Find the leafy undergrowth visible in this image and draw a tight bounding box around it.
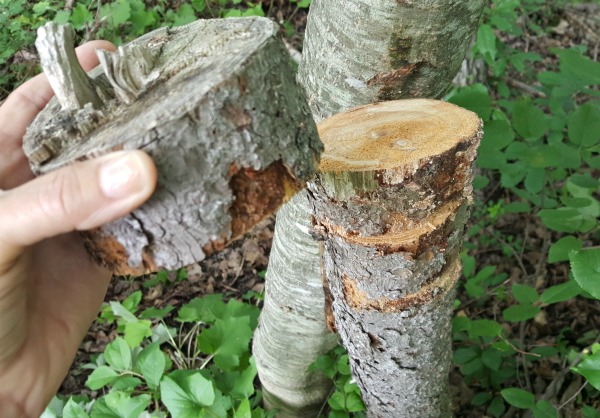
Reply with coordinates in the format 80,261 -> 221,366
2,0 -> 599,417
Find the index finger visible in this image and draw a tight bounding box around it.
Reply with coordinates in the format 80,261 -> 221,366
0,40 -> 116,189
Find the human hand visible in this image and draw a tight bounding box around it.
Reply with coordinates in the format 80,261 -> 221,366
0,41 -> 157,417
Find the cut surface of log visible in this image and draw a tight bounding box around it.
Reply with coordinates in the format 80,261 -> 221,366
23,18 -> 321,275
308,99 -> 482,417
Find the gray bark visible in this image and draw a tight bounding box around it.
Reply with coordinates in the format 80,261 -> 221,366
23,18 -> 322,275
254,1 -> 485,416
307,99 -> 482,416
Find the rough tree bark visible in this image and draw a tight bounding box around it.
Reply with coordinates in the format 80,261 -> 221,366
253,1 -> 486,416
308,99 -> 482,416
23,19 -> 321,275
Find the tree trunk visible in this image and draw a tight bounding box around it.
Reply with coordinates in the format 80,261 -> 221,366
253,1 -> 485,415
308,99 -> 482,417
23,19 -> 321,276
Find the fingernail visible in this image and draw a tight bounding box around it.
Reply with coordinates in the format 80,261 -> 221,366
99,152 -> 144,199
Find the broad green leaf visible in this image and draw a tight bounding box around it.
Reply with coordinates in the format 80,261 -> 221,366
539,208 -> 595,233
137,343 -> 166,389
570,249 -> 600,299
572,349 -> 600,390
501,388 -> 535,409
124,320 -> 152,348
583,405 -> 600,418
346,391 -> 366,412
541,280 -> 582,304
505,202 -> 530,213
337,355 -> 351,375
101,0 -> 131,27
234,398 -> 251,418
90,391 -> 150,418
215,357 -> 257,399
328,391 -> 345,411
104,338 -> 132,371
139,305 -> 175,320
109,301 -> 138,323
476,24 -> 497,62
111,376 -> 142,392
41,397 -> 65,418
63,399 -> 90,418
569,174 -> 599,189
448,84 -> 493,120
86,366 -> 119,390
161,371 -> 215,418
198,316 -> 253,370
532,400 -> 558,418
524,168 -> 545,194
482,347 -> 502,371
471,392 -> 492,406
454,347 -> 479,364
512,284 -> 538,304
469,319 -> 502,337
548,236 -> 583,263
488,396 -> 506,418
503,304 -> 540,322
71,3 -> 94,29
461,357 -> 484,375
568,103 -> 600,146
512,99 -> 547,141
555,48 -> 600,86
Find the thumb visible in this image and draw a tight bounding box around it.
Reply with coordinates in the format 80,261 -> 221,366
0,150 -> 156,257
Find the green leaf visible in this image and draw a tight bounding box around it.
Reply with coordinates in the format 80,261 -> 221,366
476,24 -> 497,62
572,349 -> 600,390
512,284 -> 538,304
136,343 -> 166,389
488,396 -> 506,418
337,355 -> 352,375
90,391 -> 150,418
328,392 -> 345,411
469,319 -> 502,337
568,103 -> 600,146
70,3 -> 93,29
346,391 -> 366,412
63,399 -> 90,418
197,316 -> 253,370
85,366 -> 119,390
502,304 -> 540,322
234,398 -> 251,418
139,305 -> 175,320
541,280 -> 582,304
110,301 -> 138,323
532,400 -> 558,418
539,208 -> 595,233
471,392 -> 492,406
555,48 -> 600,86
448,84 -> 493,120
161,371 -> 215,418
548,236 -> 583,263
461,357 -> 484,375
500,388 -> 535,409
524,168 -> 545,194
482,347 -> 502,371
101,0 -> 131,27
123,320 -> 152,348
583,405 -> 600,418
512,99 -> 547,141
454,347 -> 479,364
104,338 -> 132,371
570,249 -> 600,299
505,202 -> 530,213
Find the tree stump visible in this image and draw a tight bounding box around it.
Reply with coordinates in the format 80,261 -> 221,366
23,18 -> 322,275
307,99 -> 482,417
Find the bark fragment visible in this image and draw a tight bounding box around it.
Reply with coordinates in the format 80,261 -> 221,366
24,18 -> 321,275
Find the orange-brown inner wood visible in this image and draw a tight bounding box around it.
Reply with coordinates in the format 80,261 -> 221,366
318,99 -> 480,172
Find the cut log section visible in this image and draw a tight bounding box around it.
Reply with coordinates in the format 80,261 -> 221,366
23,19 -> 322,275
307,99 -> 482,417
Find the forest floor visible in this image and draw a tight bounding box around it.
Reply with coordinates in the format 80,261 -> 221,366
52,2 -> 600,417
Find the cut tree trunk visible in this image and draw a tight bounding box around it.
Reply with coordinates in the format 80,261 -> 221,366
23,19 -> 322,275
308,99 -> 482,417
253,1 -> 486,416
